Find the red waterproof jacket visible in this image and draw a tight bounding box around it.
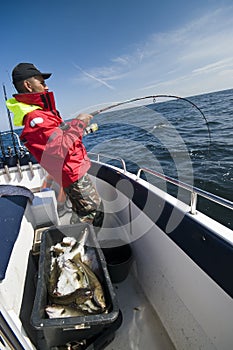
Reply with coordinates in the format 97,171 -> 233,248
6,91 -> 91,187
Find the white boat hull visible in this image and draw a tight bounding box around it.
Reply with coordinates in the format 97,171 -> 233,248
0,160 -> 232,350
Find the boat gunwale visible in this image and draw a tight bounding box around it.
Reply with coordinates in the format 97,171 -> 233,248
88,152 -> 233,214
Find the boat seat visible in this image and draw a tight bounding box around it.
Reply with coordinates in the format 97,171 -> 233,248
0,185 -> 34,281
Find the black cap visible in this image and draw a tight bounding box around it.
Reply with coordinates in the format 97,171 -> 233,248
12,63 -> 52,84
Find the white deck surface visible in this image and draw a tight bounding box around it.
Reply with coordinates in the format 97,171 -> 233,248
105,272 -> 175,350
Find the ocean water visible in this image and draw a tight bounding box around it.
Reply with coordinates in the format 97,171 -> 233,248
83,89 -> 233,228
2,89 -> 233,228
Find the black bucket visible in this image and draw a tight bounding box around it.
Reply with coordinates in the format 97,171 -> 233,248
100,240 -> 133,283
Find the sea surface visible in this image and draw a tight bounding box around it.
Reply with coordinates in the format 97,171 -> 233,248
2,88 -> 233,228
84,89 -> 233,229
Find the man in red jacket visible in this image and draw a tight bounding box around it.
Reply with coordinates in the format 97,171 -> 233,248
7,62 -> 103,227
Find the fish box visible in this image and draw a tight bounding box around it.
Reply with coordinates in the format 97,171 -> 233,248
31,223 -> 120,350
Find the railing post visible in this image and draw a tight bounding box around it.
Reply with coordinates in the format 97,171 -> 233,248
190,192 -> 197,214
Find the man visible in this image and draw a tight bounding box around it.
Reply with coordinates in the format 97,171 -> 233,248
6,62 -> 103,227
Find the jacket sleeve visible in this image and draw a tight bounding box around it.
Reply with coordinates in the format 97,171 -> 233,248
45,119 -> 87,159
21,111 -> 87,160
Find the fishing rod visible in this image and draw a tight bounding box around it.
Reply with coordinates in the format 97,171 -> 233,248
2,84 -> 18,156
90,94 -> 212,149
0,129 -> 6,160
2,83 -> 23,178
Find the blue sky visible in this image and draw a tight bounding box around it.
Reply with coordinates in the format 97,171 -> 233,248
0,0 -> 233,130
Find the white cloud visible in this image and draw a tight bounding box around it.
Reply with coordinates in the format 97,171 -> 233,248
71,5 -> 233,110
111,56 -> 130,65
72,63 -> 115,90
192,58 -> 233,75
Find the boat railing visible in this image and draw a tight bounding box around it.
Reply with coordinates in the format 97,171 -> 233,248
0,131 -> 26,157
137,167 -> 233,215
89,152 -> 233,216
88,152 -> 127,173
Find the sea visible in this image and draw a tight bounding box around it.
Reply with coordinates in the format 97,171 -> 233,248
2,88 -> 233,229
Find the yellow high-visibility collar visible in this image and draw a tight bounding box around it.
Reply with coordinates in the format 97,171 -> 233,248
6,98 -> 42,126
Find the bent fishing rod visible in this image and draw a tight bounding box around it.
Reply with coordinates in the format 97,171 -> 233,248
90,94 -> 212,149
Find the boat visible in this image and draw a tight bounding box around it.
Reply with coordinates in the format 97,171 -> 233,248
0,95 -> 232,350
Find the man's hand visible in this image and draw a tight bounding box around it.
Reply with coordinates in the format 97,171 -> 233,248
76,113 -> 93,126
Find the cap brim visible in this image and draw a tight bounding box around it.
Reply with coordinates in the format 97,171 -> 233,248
41,73 -> 52,80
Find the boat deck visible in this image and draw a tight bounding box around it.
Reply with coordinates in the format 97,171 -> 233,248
105,272 -> 175,350
3,178 -> 233,349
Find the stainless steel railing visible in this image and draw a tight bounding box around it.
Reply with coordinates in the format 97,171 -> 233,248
137,167 -> 233,214
88,152 -> 127,173
89,152 -> 233,216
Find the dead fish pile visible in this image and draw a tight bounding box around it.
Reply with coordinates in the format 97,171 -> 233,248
45,228 -> 106,319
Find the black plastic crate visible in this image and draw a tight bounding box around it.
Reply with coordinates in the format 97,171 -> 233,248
31,223 -> 119,349
50,310 -> 123,350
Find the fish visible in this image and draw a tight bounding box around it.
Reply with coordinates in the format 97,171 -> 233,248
82,246 -> 100,272
51,228 -> 89,261
55,259 -> 89,296
48,251 -> 92,305
50,236 -> 77,256
71,255 -> 106,310
61,236 -> 77,247
65,228 -> 90,261
49,288 -> 93,306
46,230 -> 106,316
78,299 -> 102,313
45,304 -> 87,319
48,257 -> 61,295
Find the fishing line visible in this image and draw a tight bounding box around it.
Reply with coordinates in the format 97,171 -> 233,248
90,94 -> 212,154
